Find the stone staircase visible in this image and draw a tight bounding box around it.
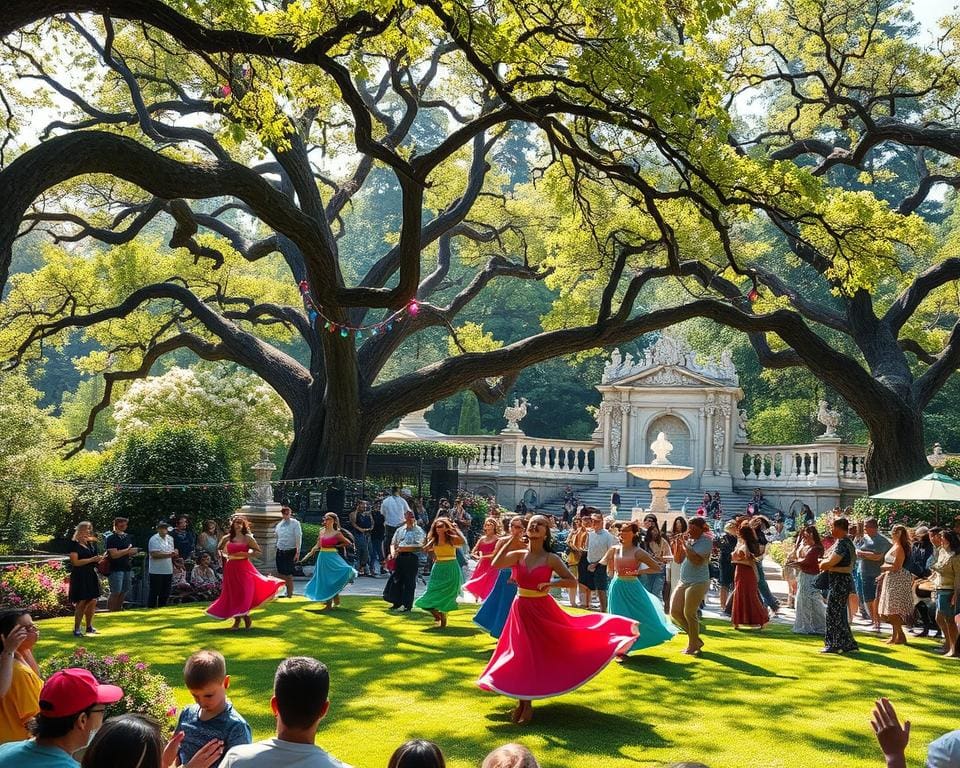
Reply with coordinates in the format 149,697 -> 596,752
536,485 -> 764,521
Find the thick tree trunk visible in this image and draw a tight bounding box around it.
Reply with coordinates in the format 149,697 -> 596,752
862,403 -> 930,495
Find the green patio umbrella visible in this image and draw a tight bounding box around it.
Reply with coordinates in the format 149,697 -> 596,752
870,472 -> 960,501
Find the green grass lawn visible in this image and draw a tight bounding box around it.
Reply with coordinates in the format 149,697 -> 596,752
33,598 -> 957,768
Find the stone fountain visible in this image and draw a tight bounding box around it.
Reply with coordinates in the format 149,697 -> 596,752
626,432 -> 694,519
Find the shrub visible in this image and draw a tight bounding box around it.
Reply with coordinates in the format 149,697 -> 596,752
41,647 -> 177,730
767,538 -> 795,567
97,426 -> 240,543
0,560 -> 72,618
853,497 -> 959,528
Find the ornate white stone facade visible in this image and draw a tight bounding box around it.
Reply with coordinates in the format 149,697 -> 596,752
596,334 -> 743,491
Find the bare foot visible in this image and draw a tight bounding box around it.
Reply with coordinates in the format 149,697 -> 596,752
230,619 -> 241,631
510,703 -> 523,723
439,614 -> 447,629
243,615 -> 252,630
516,702 -> 533,725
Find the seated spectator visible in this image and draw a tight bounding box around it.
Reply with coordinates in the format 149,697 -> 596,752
0,610 -> 42,744
481,744 -> 540,768
172,558 -> 195,598
0,668 -> 122,766
82,712 -> 223,768
175,651 -> 249,767
220,656 -> 349,768
191,553 -> 221,599
871,696 -> 959,768
387,739 -> 445,768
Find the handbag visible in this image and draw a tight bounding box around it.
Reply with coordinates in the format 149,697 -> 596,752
385,556 -> 397,572
813,571 -> 830,591
96,556 -> 111,576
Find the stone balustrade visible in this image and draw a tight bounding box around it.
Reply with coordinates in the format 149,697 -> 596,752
735,443 -> 868,489
447,435 -> 598,479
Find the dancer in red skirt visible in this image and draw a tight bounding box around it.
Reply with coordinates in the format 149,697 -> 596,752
731,521 -> 769,630
207,515 -> 284,629
477,514 -> 638,725
464,517 -> 502,601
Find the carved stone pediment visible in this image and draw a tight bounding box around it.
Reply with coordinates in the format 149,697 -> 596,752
601,333 -> 739,386
613,365 -> 724,388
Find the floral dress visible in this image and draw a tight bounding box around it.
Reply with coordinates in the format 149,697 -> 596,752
824,538 -> 859,653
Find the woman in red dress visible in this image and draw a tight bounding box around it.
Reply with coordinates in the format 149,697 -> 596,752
477,515 -> 638,725
731,521 -> 769,630
207,515 -> 284,629
464,517 -> 502,601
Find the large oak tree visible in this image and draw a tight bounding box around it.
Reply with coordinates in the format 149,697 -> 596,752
0,0 -> 957,492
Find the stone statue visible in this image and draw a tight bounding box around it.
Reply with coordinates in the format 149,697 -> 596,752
609,409 -> 622,468
816,400 -> 841,437
650,431 -> 674,465
713,425 -> 725,474
602,349 -> 623,383
736,408 -> 749,443
249,448 -> 277,505
503,397 -> 529,431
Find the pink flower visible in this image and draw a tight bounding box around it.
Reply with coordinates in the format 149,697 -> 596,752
117,654 -> 129,663
135,663 -> 146,671
3,565 -> 16,572
104,657 -> 115,666
166,706 -> 177,717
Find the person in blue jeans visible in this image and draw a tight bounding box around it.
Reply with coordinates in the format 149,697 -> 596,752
640,514 -> 669,600
751,517 -> 780,614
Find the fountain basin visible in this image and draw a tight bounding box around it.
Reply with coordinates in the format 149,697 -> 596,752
626,464 -> 694,482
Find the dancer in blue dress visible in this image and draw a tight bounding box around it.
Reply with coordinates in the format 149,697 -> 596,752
474,515 -> 526,638
300,513 -> 356,609
604,522 -> 678,658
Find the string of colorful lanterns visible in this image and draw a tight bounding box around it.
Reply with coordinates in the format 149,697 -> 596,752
297,280 -> 419,340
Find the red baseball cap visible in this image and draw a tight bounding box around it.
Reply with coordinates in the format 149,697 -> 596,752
39,668 -> 123,717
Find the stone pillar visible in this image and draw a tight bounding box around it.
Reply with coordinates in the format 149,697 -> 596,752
618,402 -> 630,471
703,407 -> 715,474
237,450 -> 284,574
602,403 -> 613,471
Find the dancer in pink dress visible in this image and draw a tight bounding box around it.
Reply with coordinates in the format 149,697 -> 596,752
207,515 -> 284,629
464,518 -> 502,601
477,515 -> 638,725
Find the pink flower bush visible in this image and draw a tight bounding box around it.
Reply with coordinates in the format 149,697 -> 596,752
0,560 -> 72,618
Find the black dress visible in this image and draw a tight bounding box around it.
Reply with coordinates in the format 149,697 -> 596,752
69,541 -> 101,602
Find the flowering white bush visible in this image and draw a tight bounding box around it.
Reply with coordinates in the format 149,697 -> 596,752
111,365 -> 291,465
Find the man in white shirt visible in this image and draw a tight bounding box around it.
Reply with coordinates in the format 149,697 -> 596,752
380,486 -> 411,552
220,657 -> 350,768
387,510 -> 426,612
584,509 -> 616,611
274,507 -> 302,598
147,521 -> 177,608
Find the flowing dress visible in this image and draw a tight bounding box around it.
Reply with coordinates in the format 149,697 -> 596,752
473,568 -> 517,638
206,542 -> 284,619
304,535 -> 357,602
477,561 -> 638,700
824,538 -> 859,653
607,549 -> 677,653
68,540 -> 101,602
792,545 -> 826,635
464,539 -> 499,600
877,549 -> 914,620
731,557 -> 769,627
414,543 -> 463,613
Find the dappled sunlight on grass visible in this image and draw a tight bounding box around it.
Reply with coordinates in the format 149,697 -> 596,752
33,597 -> 959,768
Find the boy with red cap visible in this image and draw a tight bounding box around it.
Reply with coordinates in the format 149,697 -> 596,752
0,668 -> 122,767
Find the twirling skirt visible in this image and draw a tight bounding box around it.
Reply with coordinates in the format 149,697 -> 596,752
206,558 -> 284,619
473,569 -> 517,638
878,570 -> 914,620
464,557 -> 500,600
793,571 -> 827,635
731,563 -> 769,627
607,576 -> 677,653
304,550 -> 357,603
414,559 -> 463,613
477,594 -> 638,700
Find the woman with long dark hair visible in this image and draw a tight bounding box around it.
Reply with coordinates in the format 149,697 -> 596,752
605,522 -> 677,659
68,521 -> 104,637
789,525 -> 826,635
819,517 -> 859,654
730,522 -> 768,629
931,529 -> 960,656
878,524 -> 915,645
414,517 -> 466,628
301,512 -> 357,610
477,515 -> 637,724
82,712 -> 223,768
666,516 -> 688,602
474,516 -> 527,638
387,739 -> 446,768
207,515 -> 284,629
640,514 -> 670,599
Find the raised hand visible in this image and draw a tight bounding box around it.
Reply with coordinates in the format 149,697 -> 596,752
870,697 -> 909,768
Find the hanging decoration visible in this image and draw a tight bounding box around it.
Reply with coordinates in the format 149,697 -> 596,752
296,280 -> 420,341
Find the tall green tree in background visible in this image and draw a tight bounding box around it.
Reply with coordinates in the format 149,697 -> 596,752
1,1 -> 960,492
456,391 -> 482,436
